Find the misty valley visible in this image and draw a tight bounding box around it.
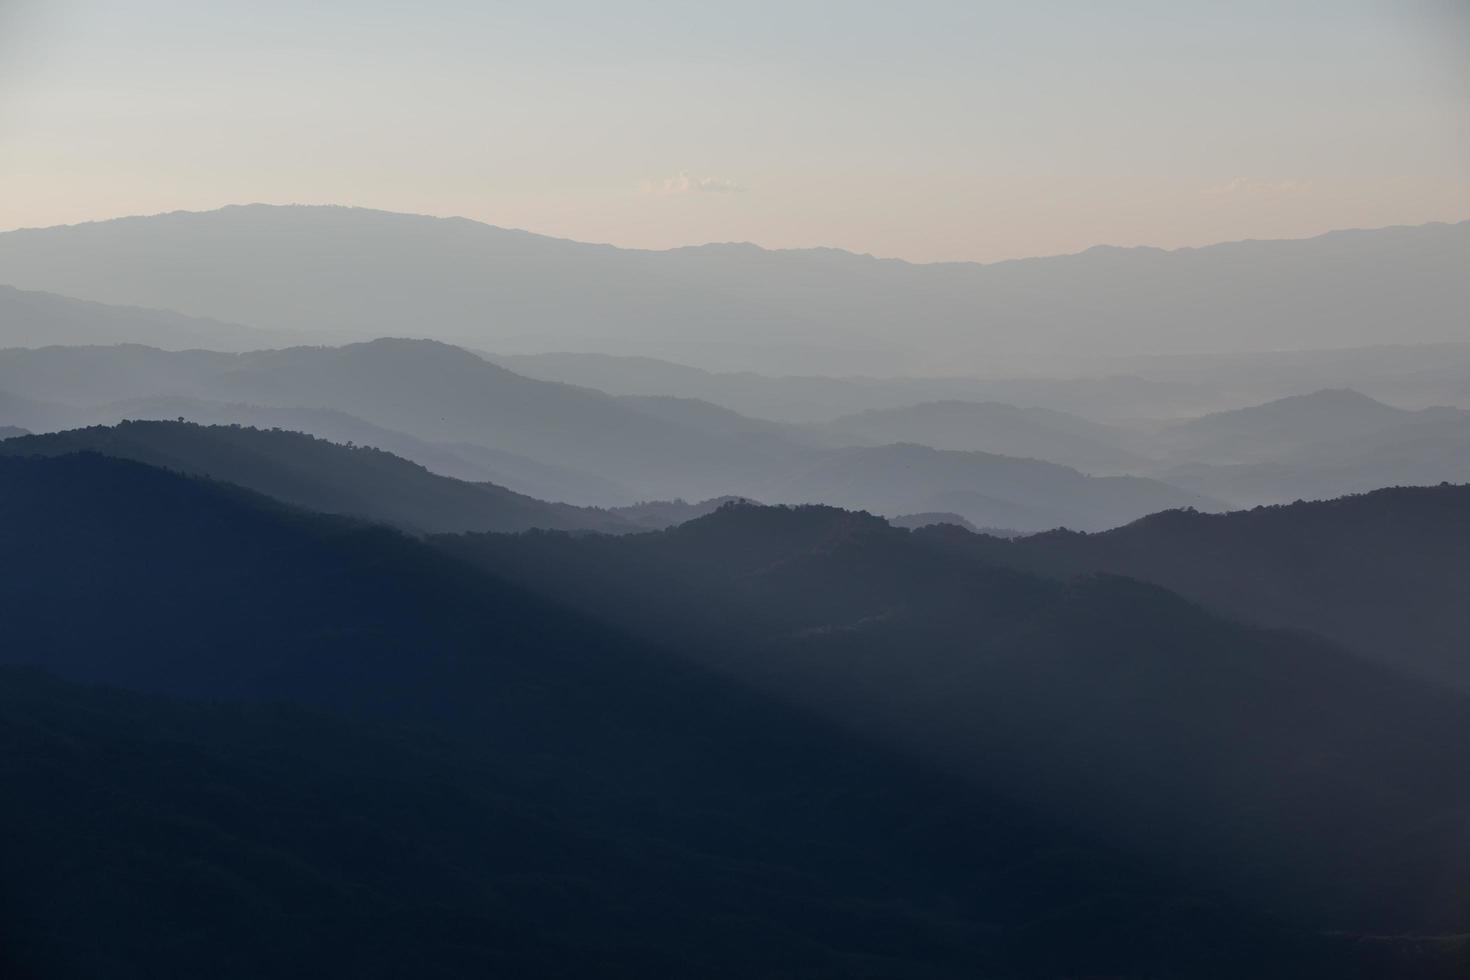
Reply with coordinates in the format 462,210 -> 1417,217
0,204 -> 1468,978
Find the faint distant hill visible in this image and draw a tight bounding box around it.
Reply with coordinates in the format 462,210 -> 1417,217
1100,342 -> 1470,414
1164,415 -> 1470,507
825,400 -> 1146,472
887,511 -> 1026,536
1151,389 -> 1470,504
0,389 -> 76,432
888,511 -> 979,532
0,283 -> 287,350
1163,388 -> 1468,463
960,484 -> 1470,691
191,339 -> 819,501
617,394 -> 827,444
0,421 -> 631,534
761,442 -> 1215,532
607,496 -> 754,531
1,205 -> 1464,372
495,350 -> 1221,422
0,425 -> 27,440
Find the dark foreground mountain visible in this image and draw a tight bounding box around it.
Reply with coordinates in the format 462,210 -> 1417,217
441,503 -> 1470,934
953,485 -> 1470,691
2,452 -> 1434,978
0,421 -> 631,534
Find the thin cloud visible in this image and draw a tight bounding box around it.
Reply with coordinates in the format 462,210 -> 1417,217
1204,177 -> 1314,197
641,171 -> 745,195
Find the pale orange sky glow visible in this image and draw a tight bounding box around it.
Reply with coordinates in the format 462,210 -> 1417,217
1,0 -> 1466,262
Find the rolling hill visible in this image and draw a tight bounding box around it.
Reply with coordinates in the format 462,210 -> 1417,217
1162,388 -> 1469,464
1162,411 -> 1470,507
0,339 -> 812,502
77,395 -> 633,504
0,341 -> 1213,527
949,484 -> 1470,692
761,442 -> 1216,531
0,421 -> 631,534
824,399 -> 1146,472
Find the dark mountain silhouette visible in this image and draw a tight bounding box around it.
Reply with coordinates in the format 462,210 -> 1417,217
762,442 -> 1216,531
440,502 -> 1470,934
0,421 -> 631,534
0,205 -> 1464,373
0,283 -> 286,351
955,484 -> 1470,691
1162,388 -> 1468,464
825,399 -> 1146,472
3,452 -> 1425,979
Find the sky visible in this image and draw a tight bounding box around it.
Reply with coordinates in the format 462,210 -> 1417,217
0,0 -> 1466,263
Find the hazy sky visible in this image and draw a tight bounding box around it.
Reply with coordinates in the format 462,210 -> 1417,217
1,0 -> 1466,262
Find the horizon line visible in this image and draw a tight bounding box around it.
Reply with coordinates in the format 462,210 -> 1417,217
4,202 -> 1466,270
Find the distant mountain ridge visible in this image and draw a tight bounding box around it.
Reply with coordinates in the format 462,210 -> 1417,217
0,340 -> 1212,529
0,282 -> 287,351
1164,388 -> 1468,463
0,205 -> 1464,372
825,399 -> 1145,472
1153,389 -> 1470,504
762,442 -> 1217,531
0,338 -> 813,503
